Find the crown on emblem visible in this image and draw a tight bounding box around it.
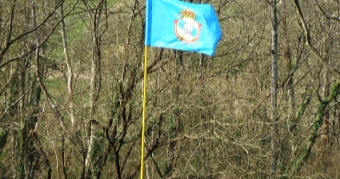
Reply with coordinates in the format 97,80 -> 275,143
180,9 -> 195,19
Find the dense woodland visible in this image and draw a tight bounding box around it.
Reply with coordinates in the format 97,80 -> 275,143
1,0 -> 340,178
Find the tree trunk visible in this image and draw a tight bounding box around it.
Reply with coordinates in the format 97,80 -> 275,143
320,37 -> 331,167
270,0 -> 279,178
60,1 -> 75,128
84,0 -> 106,178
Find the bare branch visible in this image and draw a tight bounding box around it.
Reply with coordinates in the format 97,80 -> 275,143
314,0 -> 340,21
292,0 -> 340,79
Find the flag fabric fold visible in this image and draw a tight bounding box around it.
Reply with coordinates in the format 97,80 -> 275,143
145,0 -> 222,56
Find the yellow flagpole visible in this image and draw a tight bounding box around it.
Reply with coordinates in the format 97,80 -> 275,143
140,46 -> 148,179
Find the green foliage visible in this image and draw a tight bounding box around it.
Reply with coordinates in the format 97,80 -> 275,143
286,82 -> 340,175
0,130 -> 7,152
166,115 -> 176,139
93,132 -> 104,159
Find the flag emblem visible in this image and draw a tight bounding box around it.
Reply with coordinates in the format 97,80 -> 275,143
174,9 -> 202,43
145,0 -> 222,56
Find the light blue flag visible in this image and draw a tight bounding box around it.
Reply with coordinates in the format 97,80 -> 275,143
145,0 -> 222,56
